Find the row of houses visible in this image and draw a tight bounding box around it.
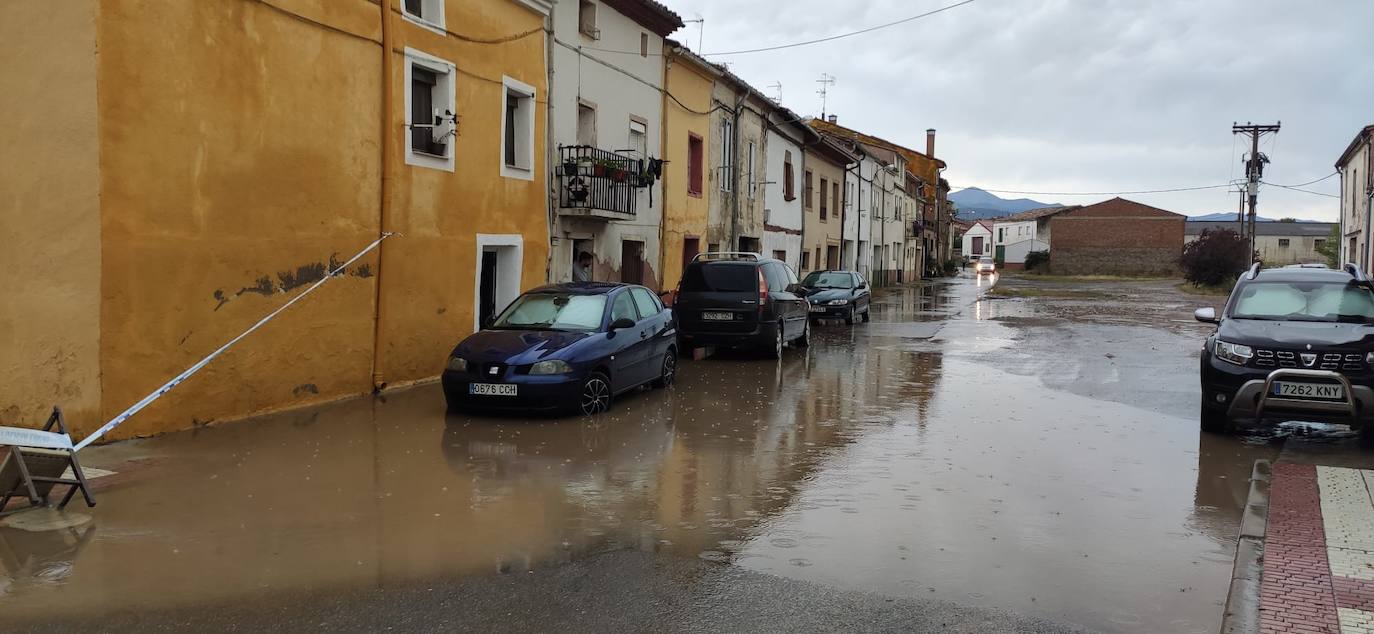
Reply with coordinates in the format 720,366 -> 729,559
1,0 -> 953,441
961,198 -> 1337,274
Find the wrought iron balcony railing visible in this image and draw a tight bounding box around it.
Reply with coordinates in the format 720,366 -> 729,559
557,145 -> 646,219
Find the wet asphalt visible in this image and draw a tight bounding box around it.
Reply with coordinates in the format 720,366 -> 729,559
7,273 -> 1374,632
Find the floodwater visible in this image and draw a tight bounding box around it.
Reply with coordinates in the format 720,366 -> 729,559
0,274 -> 1320,632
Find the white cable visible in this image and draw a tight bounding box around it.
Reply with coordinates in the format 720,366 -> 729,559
74,233 -> 395,451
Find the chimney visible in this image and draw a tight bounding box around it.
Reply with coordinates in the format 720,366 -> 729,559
926,129 -> 936,158
827,114 -> 838,124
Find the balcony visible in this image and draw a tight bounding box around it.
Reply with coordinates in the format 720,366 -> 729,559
557,145 -> 648,221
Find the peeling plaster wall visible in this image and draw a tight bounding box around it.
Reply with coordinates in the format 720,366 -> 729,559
95,0 -> 384,440
0,0 -> 103,432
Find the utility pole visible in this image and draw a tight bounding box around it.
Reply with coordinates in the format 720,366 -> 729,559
816,73 -> 836,119
1232,122 -> 1280,263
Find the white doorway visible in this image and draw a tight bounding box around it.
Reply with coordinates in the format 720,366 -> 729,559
474,234 -> 523,331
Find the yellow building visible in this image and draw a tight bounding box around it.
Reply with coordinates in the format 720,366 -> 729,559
659,42 -> 718,293
0,0 -> 551,441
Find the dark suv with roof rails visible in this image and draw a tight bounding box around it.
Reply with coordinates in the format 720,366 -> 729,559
673,252 -> 811,358
1195,263 -> 1374,442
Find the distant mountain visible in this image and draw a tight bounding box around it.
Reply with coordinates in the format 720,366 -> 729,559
949,187 -> 1061,220
1187,212 -> 1321,223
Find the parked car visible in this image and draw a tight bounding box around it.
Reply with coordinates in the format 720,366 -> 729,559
976,257 -> 996,274
1195,263 -> 1374,441
674,252 -> 810,358
800,270 -> 871,325
442,283 -> 677,416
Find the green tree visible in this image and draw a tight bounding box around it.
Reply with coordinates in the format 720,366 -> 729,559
1316,224 -> 1340,267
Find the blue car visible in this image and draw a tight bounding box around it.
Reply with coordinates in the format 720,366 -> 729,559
442,282 -> 678,416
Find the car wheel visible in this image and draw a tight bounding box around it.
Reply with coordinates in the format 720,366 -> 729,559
766,323 -> 783,359
1200,394 -> 1231,434
652,349 -> 677,389
844,310 -> 855,326
861,307 -> 871,323
796,320 -> 810,347
579,372 -> 613,416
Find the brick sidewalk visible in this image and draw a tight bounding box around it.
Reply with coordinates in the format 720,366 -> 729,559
1261,462 -> 1374,633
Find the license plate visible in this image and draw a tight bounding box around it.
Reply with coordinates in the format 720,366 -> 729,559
469,383 -> 518,396
702,311 -> 734,321
1273,382 -> 1344,400
809,306 -> 827,313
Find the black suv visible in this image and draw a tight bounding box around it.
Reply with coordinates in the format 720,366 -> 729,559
674,253 -> 811,358
1196,263 -> 1374,439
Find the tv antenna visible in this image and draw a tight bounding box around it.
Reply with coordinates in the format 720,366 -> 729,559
817,73 -> 836,118
767,82 -> 782,104
682,16 -> 704,53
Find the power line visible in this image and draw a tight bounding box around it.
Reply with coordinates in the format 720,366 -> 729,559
1262,182 -> 1341,198
1272,172 -> 1338,188
957,184 -> 1233,197
702,0 -> 978,56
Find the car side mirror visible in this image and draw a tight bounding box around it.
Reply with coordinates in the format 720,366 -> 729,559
858,282 -> 868,290
609,317 -> 636,331
1194,307 -> 1219,324
785,283 -> 802,294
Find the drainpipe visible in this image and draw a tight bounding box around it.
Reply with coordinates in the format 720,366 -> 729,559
728,91 -> 746,250
658,50 -> 671,289
842,158 -> 857,271
544,10 -> 556,284
370,0 -> 396,391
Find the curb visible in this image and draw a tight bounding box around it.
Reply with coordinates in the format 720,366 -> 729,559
1220,459 -> 1271,634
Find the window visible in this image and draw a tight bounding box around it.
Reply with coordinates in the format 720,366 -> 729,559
501,76 -> 535,180
630,288 -> 662,317
629,119 -> 647,158
819,177 -> 829,221
405,49 -> 456,172
579,0 -> 598,38
747,141 -> 757,198
801,251 -> 811,270
640,32 -> 649,57
1278,238 -> 1291,248
687,134 -> 704,196
610,292 -> 639,323
763,263 -> 787,292
803,170 -> 813,209
577,103 -> 596,146
1316,238 -> 1327,250
773,250 -> 787,262
402,0 -> 445,34
720,119 -> 733,192
784,151 -> 795,201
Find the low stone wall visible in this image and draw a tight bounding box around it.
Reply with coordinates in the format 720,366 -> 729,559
1051,247 -> 1180,276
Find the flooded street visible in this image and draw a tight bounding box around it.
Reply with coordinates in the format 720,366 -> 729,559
9,273 -> 1365,632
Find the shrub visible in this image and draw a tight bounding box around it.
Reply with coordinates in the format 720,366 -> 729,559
943,259 -> 960,276
1179,229 -> 1250,287
1024,250 -> 1050,272
1316,224 -> 1340,268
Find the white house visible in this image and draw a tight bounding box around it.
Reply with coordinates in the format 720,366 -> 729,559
1338,125 -> 1373,268
761,110 -> 815,271
839,143 -> 876,278
991,206 -> 1074,269
549,0 -> 682,289
962,221 -> 993,259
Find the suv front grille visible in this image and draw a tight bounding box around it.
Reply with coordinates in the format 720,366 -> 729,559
1253,349 -> 1365,372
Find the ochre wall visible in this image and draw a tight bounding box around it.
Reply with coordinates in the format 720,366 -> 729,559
373,0 -> 550,386
95,0 -> 385,440
659,53 -> 714,293
0,0 -> 104,431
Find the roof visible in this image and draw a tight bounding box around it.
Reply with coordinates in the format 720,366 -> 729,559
602,0 -> 684,37
808,119 -> 947,170
1336,125 -> 1374,169
1186,221 -> 1336,237
962,220 -> 993,234
531,282 -> 631,295
1058,197 -> 1186,219
807,134 -> 859,167
991,205 -> 1080,223
1252,267 -> 1359,284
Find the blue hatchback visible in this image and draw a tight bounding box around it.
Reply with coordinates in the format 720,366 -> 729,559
442,283 -> 677,416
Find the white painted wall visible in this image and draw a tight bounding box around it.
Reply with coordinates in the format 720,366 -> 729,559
762,127 -> 803,271
993,220 -> 1036,247
549,0 -> 666,286
1340,139 -> 1372,267
962,223 -> 992,258
1004,238 -> 1049,265
843,157 -> 877,277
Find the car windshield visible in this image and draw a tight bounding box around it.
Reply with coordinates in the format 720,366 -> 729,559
489,293 -> 606,331
802,272 -> 853,289
1231,281 -> 1374,323
681,263 -> 757,292
980,258 -> 993,264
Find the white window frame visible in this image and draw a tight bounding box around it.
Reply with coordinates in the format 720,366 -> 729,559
500,75 -> 536,181
401,0 -> 447,36
720,118 -> 733,192
473,234 -> 525,332
404,48 -> 456,173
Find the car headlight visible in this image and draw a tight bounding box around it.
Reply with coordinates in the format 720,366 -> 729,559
1214,340 -> 1253,366
1367,351 -> 1374,365
448,356 -> 467,372
827,299 -> 849,306
529,360 -> 573,375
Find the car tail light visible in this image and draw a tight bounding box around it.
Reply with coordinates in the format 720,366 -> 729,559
757,268 -> 769,315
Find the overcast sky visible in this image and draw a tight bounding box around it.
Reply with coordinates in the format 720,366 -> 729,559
663,0 -> 1374,220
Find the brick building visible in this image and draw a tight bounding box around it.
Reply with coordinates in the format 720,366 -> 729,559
1049,198 -> 1186,276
